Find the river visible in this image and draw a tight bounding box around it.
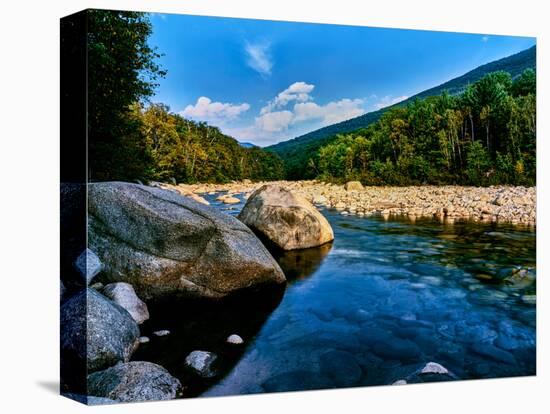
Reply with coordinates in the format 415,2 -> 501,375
133,191 -> 536,397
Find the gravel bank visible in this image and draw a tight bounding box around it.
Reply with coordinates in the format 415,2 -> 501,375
160,180 -> 536,226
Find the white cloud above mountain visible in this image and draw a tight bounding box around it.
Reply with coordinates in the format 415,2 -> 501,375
255,110 -> 294,132
293,98 -> 365,125
373,95 -> 408,110
254,82 -> 365,134
260,82 -> 315,114
180,97 -> 250,123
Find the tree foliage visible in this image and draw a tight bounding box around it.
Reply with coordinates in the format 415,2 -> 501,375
135,104 -> 284,183
317,70 -> 536,186
87,10 -> 283,183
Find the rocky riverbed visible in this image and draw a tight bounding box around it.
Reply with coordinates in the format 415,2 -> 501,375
159,180 -> 536,226
60,180 -> 536,404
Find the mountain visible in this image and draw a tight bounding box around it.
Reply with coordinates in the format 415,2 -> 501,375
267,45 -> 536,179
239,141 -> 258,148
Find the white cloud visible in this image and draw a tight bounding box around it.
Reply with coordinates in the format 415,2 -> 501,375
261,82 -> 315,114
180,97 -> 250,123
293,98 -> 365,125
373,95 -> 408,110
255,110 -> 294,133
245,41 -> 273,77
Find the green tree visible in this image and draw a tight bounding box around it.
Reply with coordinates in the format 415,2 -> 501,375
88,10 -> 166,181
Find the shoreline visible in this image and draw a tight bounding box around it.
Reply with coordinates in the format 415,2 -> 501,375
159,180 -> 536,226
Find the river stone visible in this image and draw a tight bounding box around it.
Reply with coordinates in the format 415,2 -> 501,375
319,350 -> 363,386
184,350 -> 218,378
345,181 -> 364,191
87,182 -> 285,300
73,248 -> 103,285
60,288 -> 140,373
87,361 -> 181,402
102,282 -> 149,324
223,196 -> 241,204
420,362 -> 449,375
227,334 -> 244,345
238,184 -> 334,250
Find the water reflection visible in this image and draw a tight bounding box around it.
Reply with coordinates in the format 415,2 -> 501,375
273,242 -> 333,282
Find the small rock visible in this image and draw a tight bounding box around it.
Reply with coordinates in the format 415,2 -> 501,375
420,362 -> 449,375
87,361 -> 181,402
153,330 -> 170,337
102,282 -> 149,324
226,334 -> 244,345
90,282 -> 104,290
392,379 -> 407,385
521,294 -> 536,305
184,350 -> 218,378
139,336 -> 150,344
223,196 -> 241,204
73,248 -> 103,285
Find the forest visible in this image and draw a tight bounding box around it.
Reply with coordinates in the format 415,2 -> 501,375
85,10 -> 535,187
87,10 -> 284,183
315,69 -> 536,186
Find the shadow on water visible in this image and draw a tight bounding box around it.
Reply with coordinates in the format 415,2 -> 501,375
133,285 -> 285,398
272,242 -> 333,283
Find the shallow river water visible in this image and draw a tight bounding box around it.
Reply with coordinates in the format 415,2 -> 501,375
133,193 -> 536,397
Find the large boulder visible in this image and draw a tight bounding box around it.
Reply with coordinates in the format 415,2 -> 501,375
87,361 -> 181,402
88,182 -> 285,301
238,185 -> 334,250
344,181 -> 363,191
102,282 -> 149,324
60,288 -> 140,373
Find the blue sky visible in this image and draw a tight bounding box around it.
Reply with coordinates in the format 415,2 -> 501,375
148,13 -> 535,147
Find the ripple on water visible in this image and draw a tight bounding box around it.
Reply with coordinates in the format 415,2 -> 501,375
145,193 -> 536,397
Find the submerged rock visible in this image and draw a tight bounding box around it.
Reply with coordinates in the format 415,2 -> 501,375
60,288 -> 139,373
238,184 -> 334,250
102,282 -> 149,324
319,350 -> 363,386
87,182 -> 285,301
184,350 -> 218,378
87,361 -> 181,402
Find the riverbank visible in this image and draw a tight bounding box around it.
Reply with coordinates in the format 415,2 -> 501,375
159,180 -> 536,226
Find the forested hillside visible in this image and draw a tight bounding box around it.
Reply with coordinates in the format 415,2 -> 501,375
85,10 -> 284,183
317,69 -> 536,186
268,46 -> 536,179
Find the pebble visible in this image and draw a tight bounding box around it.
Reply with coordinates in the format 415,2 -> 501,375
162,181 -> 535,226
139,336 -> 150,344
420,362 -> 449,375
153,330 -> 171,337
184,350 -> 218,378
226,334 -> 244,345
